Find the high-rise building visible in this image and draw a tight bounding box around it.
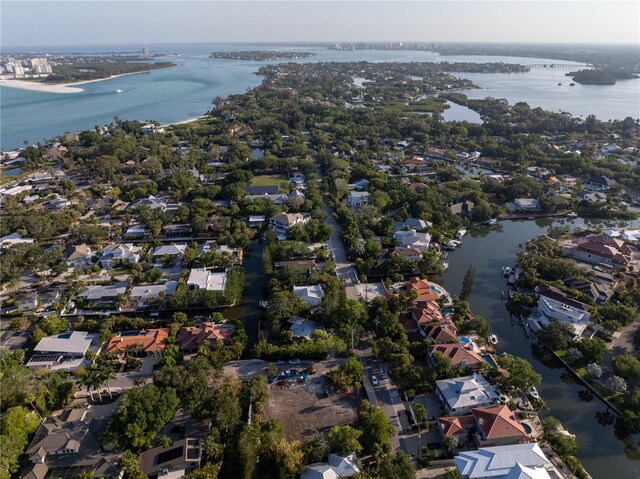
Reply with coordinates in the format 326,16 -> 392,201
142,47 -> 149,57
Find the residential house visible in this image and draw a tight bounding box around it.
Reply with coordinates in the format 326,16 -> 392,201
393,218 -> 432,231
450,200 -> 475,217
186,269 -> 227,291
439,405 -> 529,448
0,330 -> 30,351
27,331 -> 99,371
405,277 -> 447,302
76,282 -> 128,309
585,175 -> 616,191
99,243 -> 143,268
129,282 -> 178,309
246,193 -> 288,204
435,374 -> 499,416
382,247 -> 422,262
162,224 -> 192,239
65,244 -> 92,269
269,212 -> 310,236
139,438 -> 202,479
176,322 -> 236,353
563,277 -> 611,304
105,328 -> 169,356
348,179 -> 370,191
21,407 -> 121,479
301,453 -> 360,479
534,284 -> 591,336
122,225 -> 148,239
393,229 -> 431,251
564,233 -> 633,270
0,232 -> 35,248
130,195 -> 168,210
347,191 -> 369,208
152,244 -> 188,260
428,343 -> 485,370
411,301 -> 444,325
288,316 -> 319,340
454,443 -> 559,479
293,285 -> 325,308
580,191 -> 607,203
420,322 -> 458,343
513,198 -> 541,212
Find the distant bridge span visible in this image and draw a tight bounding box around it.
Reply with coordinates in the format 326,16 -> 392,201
524,63 -> 590,69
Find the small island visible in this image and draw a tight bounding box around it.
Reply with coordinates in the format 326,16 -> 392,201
566,68 -> 639,85
209,50 -> 317,61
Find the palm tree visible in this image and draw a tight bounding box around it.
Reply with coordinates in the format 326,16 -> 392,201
78,369 -> 96,401
24,392 -> 43,421
99,365 -> 117,399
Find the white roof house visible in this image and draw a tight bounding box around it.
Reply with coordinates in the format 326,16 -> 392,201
347,191 -> 369,208
33,331 -> 95,356
293,285 -> 325,307
152,244 -> 187,257
301,453 -> 359,479
436,374 -> 499,415
513,198 -> 540,211
454,443 -> 555,479
393,229 -> 431,251
288,316 -> 318,340
187,269 -> 227,291
0,232 -> 35,247
393,218 -> 432,231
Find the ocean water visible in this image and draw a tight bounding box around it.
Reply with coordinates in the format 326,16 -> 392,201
1,43 -> 639,149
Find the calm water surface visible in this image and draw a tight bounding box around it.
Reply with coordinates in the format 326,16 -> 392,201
443,218 -> 640,479
2,44 -> 639,149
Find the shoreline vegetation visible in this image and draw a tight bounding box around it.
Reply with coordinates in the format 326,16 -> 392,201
566,68 -> 640,86
209,50 -> 317,61
0,63 -> 178,94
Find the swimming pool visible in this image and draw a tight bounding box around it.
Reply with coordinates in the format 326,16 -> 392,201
460,336 -> 471,344
429,284 -> 443,295
481,354 -> 499,368
523,423 -> 533,434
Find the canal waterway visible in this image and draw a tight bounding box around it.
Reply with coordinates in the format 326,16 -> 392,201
442,218 -> 640,479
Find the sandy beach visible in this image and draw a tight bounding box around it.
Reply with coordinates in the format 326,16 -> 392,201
0,65 -> 177,94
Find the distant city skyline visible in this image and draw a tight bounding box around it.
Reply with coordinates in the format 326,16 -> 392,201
1,1 -> 638,48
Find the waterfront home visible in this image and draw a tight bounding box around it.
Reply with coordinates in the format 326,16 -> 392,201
347,191 -> 369,208
187,269 -> 227,291
393,229 -> 431,251
27,331 -> 99,371
454,443 -> 559,479
64,244 -> 92,269
420,322 -> 458,343
269,212 -> 310,237
435,374 -> 499,416
406,277 -> 448,303
293,284 -> 325,308
139,437 -> 203,479
585,175 -> 616,191
21,407 -> 121,479
534,284 -> 591,336
75,282 -> 128,309
99,243 -> 143,268
564,233 -> 633,270
176,322 -> 236,354
580,191 -> 607,203
380,246 -> 423,262
450,200 -> 475,217
411,301 -> 444,324
393,218 -> 432,231
563,277 -> 611,304
129,281 -> 178,309
428,343 -> 485,370
105,328 -> 169,356
438,404 -> 529,448
512,198 -> 541,212
141,124 -> 165,135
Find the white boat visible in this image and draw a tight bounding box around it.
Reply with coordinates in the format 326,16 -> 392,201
450,240 -> 462,246
528,386 -> 540,400
442,241 -> 457,250
488,334 -> 499,345
566,212 -> 578,218
259,300 -> 269,308
503,266 -> 512,277
116,89 -> 123,93
488,218 -> 498,225
455,229 -> 467,239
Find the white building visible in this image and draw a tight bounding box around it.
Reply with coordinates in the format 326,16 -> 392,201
293,285 -> 325,307
0,232 -> 35,248
435,374 -> 499,416
187,269 -> 227,291
513,198 -> 541,212
455,443 -> 558,479
534,284 -> 591,336
99,243 -> 143,268
347,191 -> 369,208
393,229 -> 431,251
27,331 -> 99,371
269,212 -> 310,236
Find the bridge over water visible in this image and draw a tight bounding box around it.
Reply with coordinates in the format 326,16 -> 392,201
524,63 -> 590,68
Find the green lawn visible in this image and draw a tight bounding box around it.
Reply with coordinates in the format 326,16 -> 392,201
250,174 -> 289,190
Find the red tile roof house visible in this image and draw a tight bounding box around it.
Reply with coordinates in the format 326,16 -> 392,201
176,322 -> 236,354
428,343 -> 485,371
564,233 -> 634,270
105,328 -> 169,357
438,405 -> 530,448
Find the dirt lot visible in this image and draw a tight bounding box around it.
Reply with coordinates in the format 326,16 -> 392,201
265,376 -> 358,441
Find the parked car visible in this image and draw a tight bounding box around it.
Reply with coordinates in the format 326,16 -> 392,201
371,375 -> 379,386
289,358 -> 301,364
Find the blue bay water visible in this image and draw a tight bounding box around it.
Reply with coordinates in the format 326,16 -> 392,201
2,43 -> 639,149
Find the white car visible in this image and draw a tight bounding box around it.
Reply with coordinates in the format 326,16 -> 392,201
289,358 -> 301,364
371,375 -> 379,386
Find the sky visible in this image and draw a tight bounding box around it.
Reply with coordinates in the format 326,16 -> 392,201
1,1 -> 639,48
